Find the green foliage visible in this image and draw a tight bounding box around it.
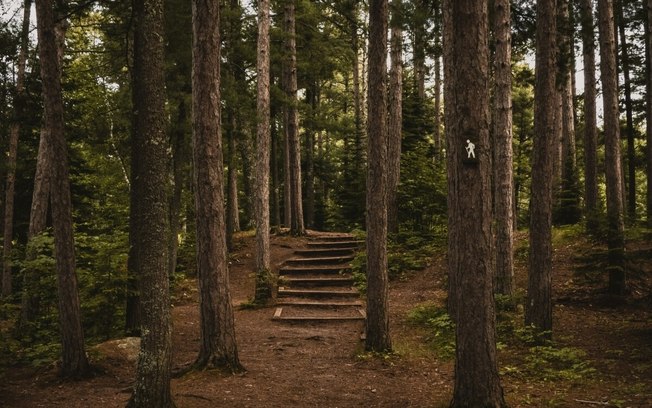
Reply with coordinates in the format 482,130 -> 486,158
523,345 -> 596,382
407,303 -> 455,359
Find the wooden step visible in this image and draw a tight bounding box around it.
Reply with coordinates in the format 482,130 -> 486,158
272,307 -> 366,322
293,248 -> 355,257
276,299 -> 363,307
279,265 -> 352,275
285,255 -> 355,265
308,235 -> 355,242
277,287 -> 359,298
306,240 -> 361,249
280,276 -> 354,287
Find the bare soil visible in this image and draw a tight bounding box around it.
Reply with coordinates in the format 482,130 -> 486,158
1,229 -> 651,407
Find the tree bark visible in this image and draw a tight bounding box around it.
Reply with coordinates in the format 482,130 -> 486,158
413,0 -> 427,101
387,0 -> 403,236
597,0 -> 626,295
616,0 -> 636,221
254,0 -> 273,303
433,3 -> 442,162
35,0 -> 90,379
169,99 -> 188,277
365,0 -> 391,353
226,110 -> 241,250
443,1 -> 506,405
3,0 -> 31,299
491,0 -> 514,296
580,0 -> 600,235
556,0 -> 581,226
304,83 -> 317,229
647,0 -> 652,227
284,0 -> 304,236
190,0 -> 243,372
128,0 -> 174,403
526,0 -> 557,339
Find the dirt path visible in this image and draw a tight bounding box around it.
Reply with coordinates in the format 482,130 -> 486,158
1,230 -> 651,407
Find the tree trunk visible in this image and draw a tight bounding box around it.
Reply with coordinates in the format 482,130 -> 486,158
226,110 -> 241,250
190,0 -> 243,372
646,0 -> 652,227
3,0 -> 31,299
616,0 -> 636,221
443,1 -> 506,405
284,0 -> 304,236
580,0 -> 600,235
365,0 -> 391,353
35,0 -> 90,379
254,0 -> 273,304
128,0 -> 174,403
19,129 -> 51,329
491,0 -> 514,296
526,0 -> 557,340
304,83 -> 317,229
413,0 -> 426,101
271,101 -> 282,229
556,0 -> 581,225
597,0 -> 626,295
169,99 -> 188,277
387,0 -> 403,236
433,3 -> 442,162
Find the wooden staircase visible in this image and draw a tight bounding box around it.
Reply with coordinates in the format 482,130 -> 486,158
272,234 -> 365,322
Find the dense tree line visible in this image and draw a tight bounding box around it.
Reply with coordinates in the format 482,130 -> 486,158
1,0 -> 652,404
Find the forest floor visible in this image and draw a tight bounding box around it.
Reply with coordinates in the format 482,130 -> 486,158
1,228 -> 651,407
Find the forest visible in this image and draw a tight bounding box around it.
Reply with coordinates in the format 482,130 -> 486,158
0,0 -> 651,406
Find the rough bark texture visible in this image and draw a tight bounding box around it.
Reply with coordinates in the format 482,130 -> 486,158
580,0 -> 600,234
284,0 -> 304,236
226,113 -> 241,246
169,100 -> 187,277
191,0 -> 243,372
19,129 -> 51,328
491,0 -> 514,296
254,0 -> 273,303
304,85 -> 316,229
647,0 -> 652,227
413,0 -> 427,101
3,0 -> 31,299
35,0 -> 90,379
387,0 -> 403,236
526,0 -> 557,339
556,0 -> 581,226
128,0 -> 174,404
433,3 -> 442,161
443,1 -> 506,406
365,0 -> 391,353
616,0 -> 636,220
597,0 -> 626,295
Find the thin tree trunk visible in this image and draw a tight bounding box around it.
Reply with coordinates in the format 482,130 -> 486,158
557,0 -> 581,225
284,0 -> 304,236
226,110 -> 241,250
19,128 -> 51,328
433,1 -> 442,162
616,0 -> 637,220
387,0 -> 403,236
492,0 -> 514,296
35,0 -> 90,378
271,101 -> 282,230
526,0 -> 557,340
444,0 -> 506,405
365,0 -> 391,353
128,0 -> 174,403
597,0 -> 626,295
3,0 -> 31,299
580,0 -> 600,234
190,0 -> 243,372
413,0 -> 426,101
254,0 -> 273,303
646,0 -> 652,227
169,100 -> 187,277
304,83 -> 316,229
283,104 -> 291,227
